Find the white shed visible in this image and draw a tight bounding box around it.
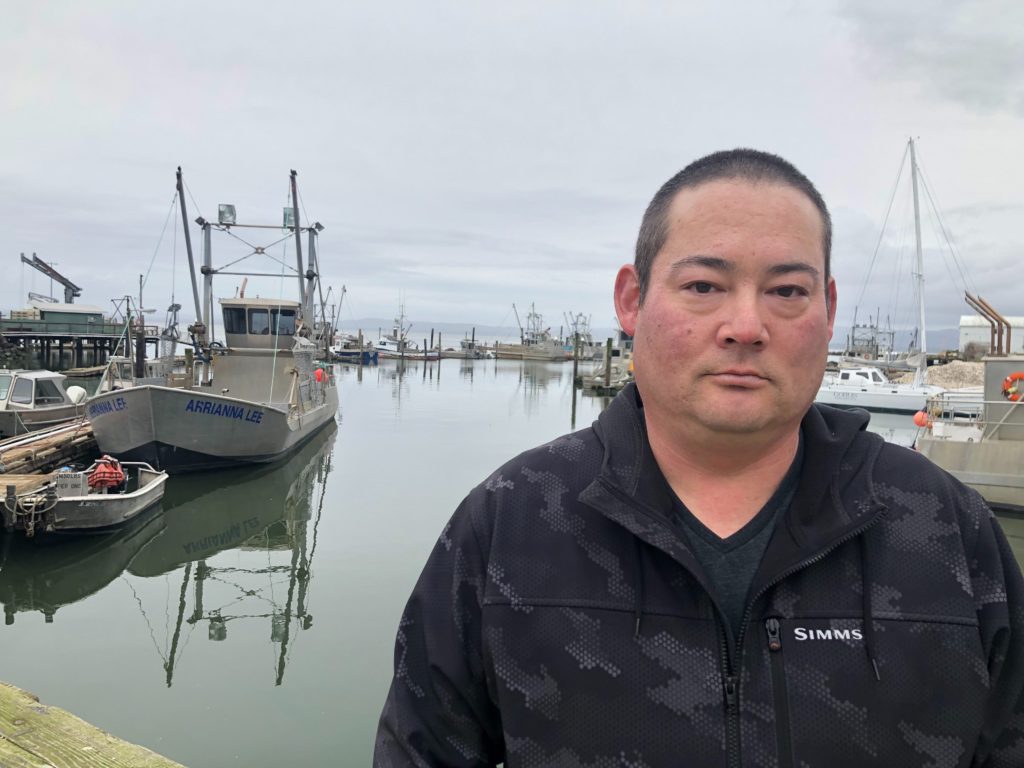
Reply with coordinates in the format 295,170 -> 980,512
959,314 -> 1024,354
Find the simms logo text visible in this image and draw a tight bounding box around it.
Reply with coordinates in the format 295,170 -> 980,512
793,628 -> 863,641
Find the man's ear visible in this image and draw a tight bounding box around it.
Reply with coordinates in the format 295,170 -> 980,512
614,264 -> 641,336
826,276 -> 838,339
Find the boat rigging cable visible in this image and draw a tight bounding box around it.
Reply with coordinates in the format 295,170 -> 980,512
851,139 -> 978,343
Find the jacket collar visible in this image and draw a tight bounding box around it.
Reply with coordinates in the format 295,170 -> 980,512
578,383 -> 888,575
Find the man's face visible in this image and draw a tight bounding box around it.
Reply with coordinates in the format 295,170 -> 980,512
614,178 -> 837,439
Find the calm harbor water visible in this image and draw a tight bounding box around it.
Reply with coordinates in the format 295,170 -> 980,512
1,358 -> 1021,766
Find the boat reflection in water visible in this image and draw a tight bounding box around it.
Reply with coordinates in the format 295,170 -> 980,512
128,420 -> 337,686
0,505 -> 166,625
0,421 -> 337,689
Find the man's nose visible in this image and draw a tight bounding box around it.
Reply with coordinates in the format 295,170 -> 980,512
717,294 -> 768,346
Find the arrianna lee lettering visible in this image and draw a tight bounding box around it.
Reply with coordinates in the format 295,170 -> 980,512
184,399 -> 263,423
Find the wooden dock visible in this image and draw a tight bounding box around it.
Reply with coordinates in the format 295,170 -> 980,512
0,681 -> 185,767
0,420 -> 97,475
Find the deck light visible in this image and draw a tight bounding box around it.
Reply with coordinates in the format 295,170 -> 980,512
282,207 -> 296,228
218,204 -> 236,225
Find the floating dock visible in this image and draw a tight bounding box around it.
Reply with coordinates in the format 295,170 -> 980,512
0,681 -> 185,767
0,419 -> 97,475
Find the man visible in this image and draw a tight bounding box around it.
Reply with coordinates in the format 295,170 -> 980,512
375,150 -> 1024,767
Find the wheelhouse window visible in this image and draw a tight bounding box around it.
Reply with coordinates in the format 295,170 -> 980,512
11,378 -> 33,405
34,379 -> 64,405
272,308 -> 296,335
223,307 -> 247,334
248,308 -> 271,335
0,374 -> 11,401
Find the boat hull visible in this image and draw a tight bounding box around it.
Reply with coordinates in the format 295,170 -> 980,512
375,350 -> 440,361
51,467 -> 168,533
917,435 -> 1024,512
87,385 -> 339,473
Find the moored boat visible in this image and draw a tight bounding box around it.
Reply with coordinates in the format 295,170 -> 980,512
917,353 -> 1024,513
1,457 -> 167,536
86,169 -> 338,473
495,303 -> 566,361
0,369 -> 88,438
374,304 -> 440,360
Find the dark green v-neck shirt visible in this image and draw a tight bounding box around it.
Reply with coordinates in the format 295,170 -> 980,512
670,439 -> 803,641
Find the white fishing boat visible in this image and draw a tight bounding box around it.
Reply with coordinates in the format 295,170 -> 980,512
0,369 -> 88,438
1,457 -> 167,536
495,303 -> 566,361
374,304 -> 440,361
86,169 -> 339,473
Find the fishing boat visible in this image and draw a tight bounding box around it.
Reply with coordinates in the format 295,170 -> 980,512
816,138 -> 974,415
86,169 -> 339,473
0,369 -> 88,438
330,333 -> 378,364
1,457 -> 167,536
495,303 -> 566,361
374,304 -> 440,361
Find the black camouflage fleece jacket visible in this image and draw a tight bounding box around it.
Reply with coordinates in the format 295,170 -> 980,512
375,384 -> 1024,767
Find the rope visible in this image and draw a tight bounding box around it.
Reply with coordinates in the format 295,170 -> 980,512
916,158 -> 977,296
139,193 -> 178,298
854,142 -> 910,312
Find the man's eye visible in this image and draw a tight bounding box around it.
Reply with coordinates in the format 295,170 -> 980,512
773,285 -> 808,298
687,282 -> 716,294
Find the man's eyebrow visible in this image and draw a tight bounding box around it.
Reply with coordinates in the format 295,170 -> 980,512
667,256 -> 821,281
766,261 -> 821,280
667,255 -> 732,273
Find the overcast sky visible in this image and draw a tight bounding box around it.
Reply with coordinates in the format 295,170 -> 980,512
3,0 -> 1022,340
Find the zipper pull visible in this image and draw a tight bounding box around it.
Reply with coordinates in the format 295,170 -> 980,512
723,675 -> 738,712
766,618 -> 782,652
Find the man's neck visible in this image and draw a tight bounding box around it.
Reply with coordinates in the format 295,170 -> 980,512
646,417 -> 801,539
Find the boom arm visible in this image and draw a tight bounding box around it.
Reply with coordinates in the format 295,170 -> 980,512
20,252 -> 82,303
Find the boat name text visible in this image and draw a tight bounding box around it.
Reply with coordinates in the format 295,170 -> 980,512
185,399 -> 264,423
87,397 -> 127,418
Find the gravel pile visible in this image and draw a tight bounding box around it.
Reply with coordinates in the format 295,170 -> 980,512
892,360 -> 984,389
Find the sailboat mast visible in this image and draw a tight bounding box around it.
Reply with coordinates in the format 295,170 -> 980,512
909,138 -> 927,381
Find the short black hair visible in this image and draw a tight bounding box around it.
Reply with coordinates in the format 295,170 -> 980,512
634,148 -> 832,302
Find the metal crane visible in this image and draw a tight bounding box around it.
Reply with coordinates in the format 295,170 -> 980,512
20,252 -> 82,304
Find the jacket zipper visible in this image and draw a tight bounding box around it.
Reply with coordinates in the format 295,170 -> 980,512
720,623 -> 741,768
596,478 -> 885,768
765,617 -> 794,768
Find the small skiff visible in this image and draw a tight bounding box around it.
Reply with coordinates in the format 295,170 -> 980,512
2,458 -> 168,536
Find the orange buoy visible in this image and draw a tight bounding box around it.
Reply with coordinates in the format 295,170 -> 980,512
1002,371 -> 1024,402
913,411 -> 929,428
315,367 -> 325,383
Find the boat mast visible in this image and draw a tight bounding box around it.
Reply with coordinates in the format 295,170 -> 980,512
290,170 -> 307,319
175,167 -> 207,347
909,138 -> 927,386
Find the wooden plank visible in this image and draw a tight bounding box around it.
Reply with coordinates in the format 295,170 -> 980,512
0,683 -> 184,768
0,474 -> 54,495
